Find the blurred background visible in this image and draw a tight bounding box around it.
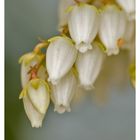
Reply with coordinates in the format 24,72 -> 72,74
5,0 -> 135,140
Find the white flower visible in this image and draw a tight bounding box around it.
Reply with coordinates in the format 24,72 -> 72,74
51,71 -> 77,114
116,0 -> 135,20
19,79 -> 50,128
27,79 -> 50,114
46,36 -> 77,85
23,96 -> 44,128
75,42 -> 104,90
68,3 -> 99,53
19,52 -> 46,87
99,5 -> 127,56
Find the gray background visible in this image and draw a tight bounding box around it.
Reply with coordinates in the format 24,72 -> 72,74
5,0 -> 135,140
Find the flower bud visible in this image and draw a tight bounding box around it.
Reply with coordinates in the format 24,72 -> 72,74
51,72 -> 77,114
19,79 -> 50,127
99,5 -> 127,56
23,96 -> 44,128
68,3 -> 99,53
75,42 -> 104,90
116,0 -> 135,20
46,36 -> 77,85
27,79 -> 50,114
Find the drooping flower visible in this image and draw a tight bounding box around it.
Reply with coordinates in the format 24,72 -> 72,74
51,71 -> 77,114
75,42 -> 105,90
46,36 -> 77,85
19,79 -> 50,127
116,0 -> 135,20
27,79 -> 50,114
68,3 -> 99,53
99,5 -> 127,56
23,96 -> 45,128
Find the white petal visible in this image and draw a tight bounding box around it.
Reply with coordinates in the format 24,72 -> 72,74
116,0 -> 135,20
51,72 -> 77,114
68,4 -> 99,52
99,5 -> 127,56
28,83 -> 50,114
23,96 -> 44,128
76,43 -> 104,90
46,37 -> 77,85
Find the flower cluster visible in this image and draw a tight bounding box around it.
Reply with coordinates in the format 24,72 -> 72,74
19,0 -> 135,128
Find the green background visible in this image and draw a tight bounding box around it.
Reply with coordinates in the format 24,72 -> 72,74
5,0 -> 135,140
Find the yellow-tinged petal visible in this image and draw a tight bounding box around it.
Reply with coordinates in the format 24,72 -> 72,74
29,79 -> 50,93
101,4 -> 122,12
66,3 -> 99,14
19,78 -> 50,99
71,65 -> 79,78
19,53 -> 35,64
19,52 -> 42,66
65,5 -> 74,13
19,87 -> 27,99
48,36 -> 62,43
94,41 -> 106,52
48,36 -> 74,46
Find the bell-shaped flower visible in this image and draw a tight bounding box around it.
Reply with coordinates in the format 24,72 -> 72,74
23,96 -> 45,128
99,5 -> 127,56
75,42 -> 105,90
51,71 -> 77,114
19,52 -> 46,87
68,3 -> 99,53
46,36 -> 77,85
19,79 -> 50,127
116,0 -> 135,20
